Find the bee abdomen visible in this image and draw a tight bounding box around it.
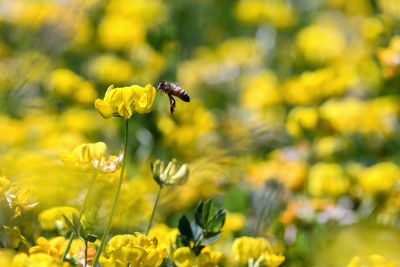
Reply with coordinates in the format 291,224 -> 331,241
178,89 -> 190,102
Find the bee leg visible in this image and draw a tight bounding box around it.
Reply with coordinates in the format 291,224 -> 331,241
168,94 -> 176,114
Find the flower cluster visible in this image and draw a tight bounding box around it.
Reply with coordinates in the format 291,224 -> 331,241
99,233 -> 167,266
0,0 -> 400,266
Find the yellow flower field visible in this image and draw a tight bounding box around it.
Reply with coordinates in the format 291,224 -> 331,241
0,0 -> 399,266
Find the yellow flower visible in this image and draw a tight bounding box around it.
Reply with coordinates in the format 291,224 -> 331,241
100,233 -> 167,267
0,176 -> 11,200
240,70 -> 280,111
132,84 -> 157,114
378,36 -> 400,79
232,236 -> 285,267
223,212 -> 245,233
38,206 -> 80,231
286,106 -> 319,137
60,142 -> 108,171
173,247 -> 222,267
29,236 -> 83,260
235,0 -> 297,28
296,22 -> 347,65
173,247 -> 196,267
197,247 -> 222,267
151,159 -> 190,186
98,15 -> 145,50
308,163 -> 349,198
5,184 -> 38,218
148,224 -> 179,254
347,255 -> 397,267
3,226 -> 29,249
95,84 -> 156,119
12,252 -> 69,267
89,54 -> 134,85
45,68 -> 97,104
358,162 -> 400,194
0,250 -> 13,266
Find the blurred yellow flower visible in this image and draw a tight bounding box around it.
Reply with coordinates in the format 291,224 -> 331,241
235,0 -> 297,28
358,162 -> 400,194
378,36 -> 400,79
89,54 -> 134,85
156,100 -> 216,159
95,84 -> 156,119
100,233 -> 167,267
347,255 -> 397,267
308,163 -> 349,198
45,68 -> 97,104
378,0 -> 400,20
286,107 -> 319,138
313,136 -> 349,159
38,206 -> 80,231
106,0 -> 167,27
283,66 -> 354,105
224,212 -> 245,233
326,0 -> 373,16
178,38 -> 263,91
0,176 -> 11,200
98,15 -> 145,50
60,142 -> 107,170
240,70 -> 281,111
12,252 -> 69,267
296,22 -> 347,65
0,250 -> 14,266
3,225 -> 29,249
232,236 -> 285,267
246,160 -> 307,190
29,236 -> 83,259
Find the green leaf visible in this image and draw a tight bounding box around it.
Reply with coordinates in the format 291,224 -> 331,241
202,199 -> 216,228
178,215 -> 193,241
202,233 -> 220,245
208,209 -> 226,233
193,245 -> 205,256
159,258 -> 176,267
62,215 -> 77,235
79,225 -> 88,239
176,235 -> 189,248
72,213 -> 81,232
86,234 -> 97,243
190,221 -> 203,242
194,201 -> 204,227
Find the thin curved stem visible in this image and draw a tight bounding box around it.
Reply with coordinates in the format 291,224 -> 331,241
92,119 -> 129,267
62,170 -> 98,261
145,185 -> 162,235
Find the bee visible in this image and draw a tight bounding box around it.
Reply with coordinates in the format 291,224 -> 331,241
157,81 -> 190,114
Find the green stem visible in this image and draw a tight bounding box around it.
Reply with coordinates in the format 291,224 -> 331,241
92,119 -> 129,267
145,185 -> 163,235
84,240 -> 88,267
61,170 -> 98,261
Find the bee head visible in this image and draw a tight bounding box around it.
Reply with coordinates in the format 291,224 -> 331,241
157,81 -> 166,91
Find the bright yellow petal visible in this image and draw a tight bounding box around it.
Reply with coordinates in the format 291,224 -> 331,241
95,99 -> 115,118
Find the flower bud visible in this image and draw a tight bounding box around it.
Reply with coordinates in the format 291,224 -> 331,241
151,159 -> 189,186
